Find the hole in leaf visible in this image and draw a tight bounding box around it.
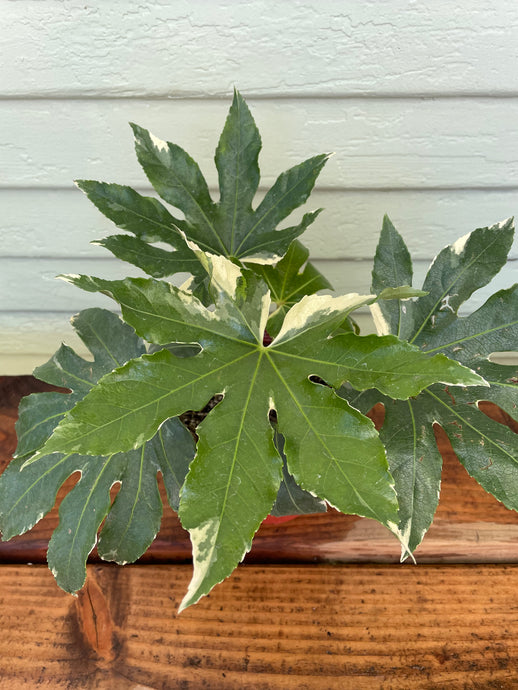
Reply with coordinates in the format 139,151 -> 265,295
52,470 -> 82,514
180,394 -> 224,438
109,480 -> 122,505
366,403 -> 385,431
308,375 -> 331,387
263,331 -> 273,347
97,481 -> 122,535
478,401 -> 518,433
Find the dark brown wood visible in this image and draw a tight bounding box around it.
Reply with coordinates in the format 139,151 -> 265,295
0,563 -> 518,689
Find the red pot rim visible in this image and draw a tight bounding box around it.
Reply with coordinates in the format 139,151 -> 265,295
262,514 -> 299,525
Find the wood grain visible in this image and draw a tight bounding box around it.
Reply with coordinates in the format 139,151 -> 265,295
0,563 -> 518,689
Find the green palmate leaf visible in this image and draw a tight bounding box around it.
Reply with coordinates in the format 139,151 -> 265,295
371,215 -> 415,340
75,181 -> 204,281
92,235 -> 201,279
14,308 -> 146,458
248,239 -> 333,337
346,217 -> 518,555
75,92 -> 328,313
270,429 -> 327,516
130,90 -> 329,261
34,257 -> 483,608
0,309 -> 195,592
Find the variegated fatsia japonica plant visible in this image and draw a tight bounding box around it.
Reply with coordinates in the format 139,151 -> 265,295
1,91 -> 517,611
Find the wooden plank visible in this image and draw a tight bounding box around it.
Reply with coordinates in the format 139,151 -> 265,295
2,188 -> 517,261
0,563 -> 518,688
2,1 -> 518,97
3,98 -> 518,189
1,376 -> 518,565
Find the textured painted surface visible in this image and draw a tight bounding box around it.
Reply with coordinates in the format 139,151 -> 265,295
3,99 -> 518,189
3,188 -> 518,260
2,0 -> 518,96
1,1 -> 518,372
2,256 -> 516,314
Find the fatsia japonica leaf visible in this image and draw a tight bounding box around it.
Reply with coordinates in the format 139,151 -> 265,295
14,308 -> 146,459
248,239 -> 333,337
269,428 -> 327,517
130,90 -> 329,262
0,308 -> 195,592
75,181 -> 204,281
33,257 -> 484,609
345,216 -> 518,555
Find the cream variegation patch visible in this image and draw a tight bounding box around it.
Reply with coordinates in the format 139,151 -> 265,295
271,292 -> 375,346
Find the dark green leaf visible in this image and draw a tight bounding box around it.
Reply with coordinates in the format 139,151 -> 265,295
346,387 -> 443,555
131,122 -> 222,254
0,309 -> 195,592
75,180 -> 188,241
129,91 -> 328,261
146,417 -> 196,511
349,217 -> 518,554
230,159 -> 329,260
270,430 -> 327,517
410,218 -> 514,345
93,234 -> 201,279
95,445 -> 162,565
425,387 -> 518,511
47,452 -> 129,592
371,215 -> 415,340
15,308 -> 145,458
214,88 -> 261,254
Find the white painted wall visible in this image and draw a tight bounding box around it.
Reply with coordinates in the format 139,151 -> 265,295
1,0 -> 518,372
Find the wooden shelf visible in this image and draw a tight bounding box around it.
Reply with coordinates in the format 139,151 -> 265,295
1,375 -> 518,688
0,563 -> 517,688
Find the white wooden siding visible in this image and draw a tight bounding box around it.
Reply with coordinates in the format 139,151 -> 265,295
1,0 -> 518,373
3,1 -> 518,97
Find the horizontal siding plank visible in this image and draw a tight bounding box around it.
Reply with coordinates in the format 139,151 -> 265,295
2,188 -> 517,261
1,256 -> 516,315
0,312 -> 375,375
2,99 -> 518,189
1,1 -> 518,97
3,303 -> 517,375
